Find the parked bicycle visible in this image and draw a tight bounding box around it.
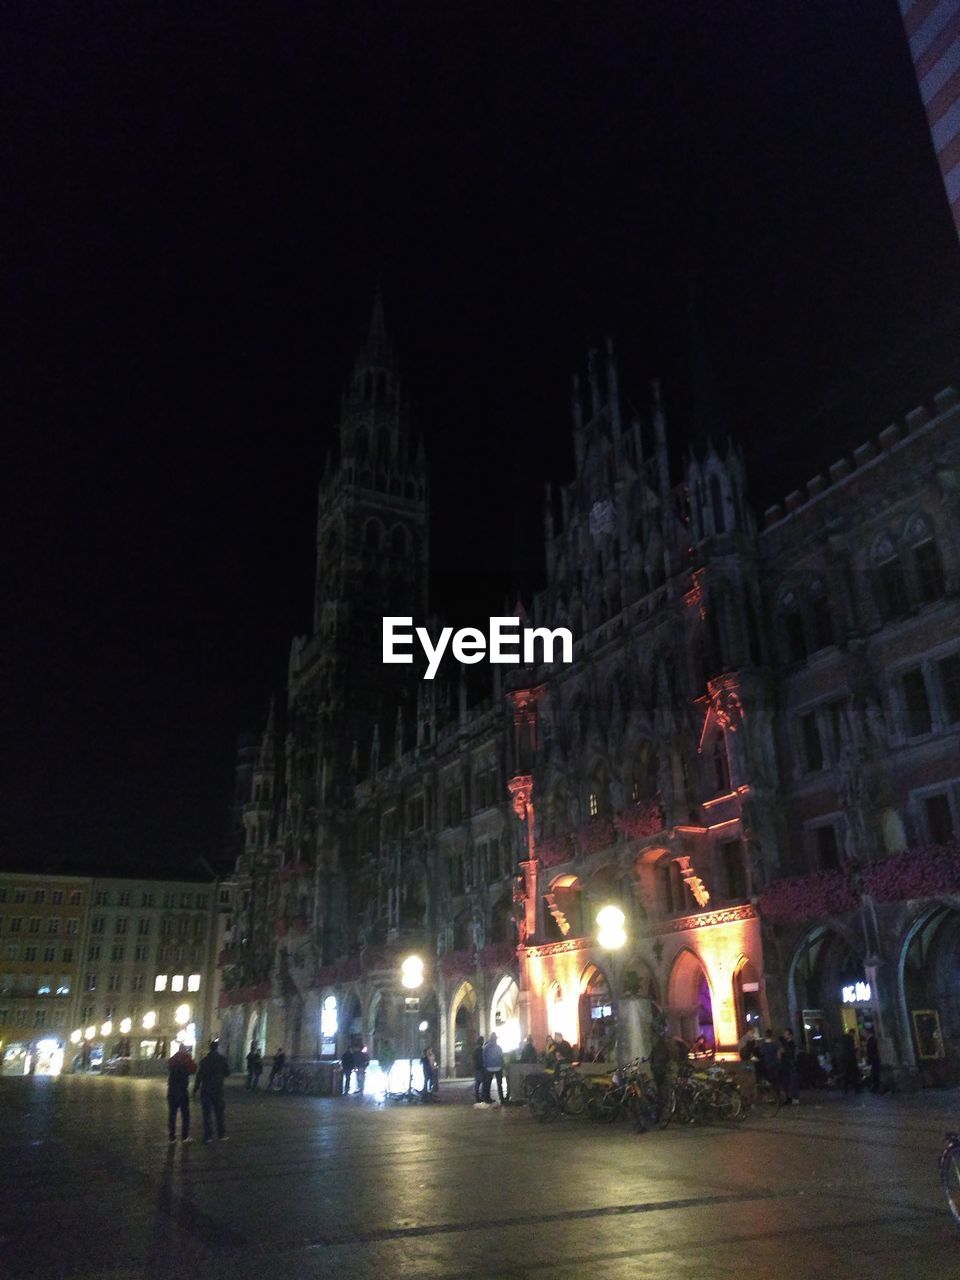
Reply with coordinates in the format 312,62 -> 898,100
587,1058 -> 660,1129
660,1062 -> 743,1126
940,1131 -> 960,1227
527,1063 -> 591,1122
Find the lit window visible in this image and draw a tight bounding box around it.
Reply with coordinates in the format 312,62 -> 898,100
588,792 -> 599,817
155,974 -> 168,992
187,974 -> 200,992
171,974 -> 184,992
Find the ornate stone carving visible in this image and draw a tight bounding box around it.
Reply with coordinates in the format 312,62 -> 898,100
652,903 -> 756,935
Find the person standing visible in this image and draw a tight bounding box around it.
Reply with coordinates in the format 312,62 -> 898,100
194,1039 -> 230,1142
482,1032 -> 506,1105
779,1028 -> 799,1105
866,1030 -> 882,1094
355,1046 -> 369,1094
268,1046 -> 286,1090
757,1029 -> 781,1092
341,1045 -> 355,1095
167,1042 -> 197,1143
519,1035 -> 538,1064
246,1041 -> 262,1090
840,1030 -> 862,1095
472,1035 -> 486,1105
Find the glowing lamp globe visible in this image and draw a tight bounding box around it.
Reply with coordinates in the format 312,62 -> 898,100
101,1020 -> 113,1037
119,1018 -> 132,1034
174,1004 -> 191,1026
400,955 -> 424,990
142,1011 -> 157,1030
70,1029 -> 82,1044
596,904 -> 627,950
84,1025 -> 96,1041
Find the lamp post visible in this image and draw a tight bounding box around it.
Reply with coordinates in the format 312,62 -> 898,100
394,955 -> 424,1102
596,905 -> 627,1065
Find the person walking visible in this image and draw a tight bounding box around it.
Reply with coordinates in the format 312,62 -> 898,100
341,1046 -> 355,1095
472,1035 -> 486,1105
866,1030 -> 882,1094
268,1046 -> 286,1091
779,1028 -> 799,1105
194,1039 -> 230,1142
167,1042 -> 197,1143
840,1030 -> 862,1095
246,1041 -> 262,1090
355,1046 -> 369,1094
482,1032 -> 506,1105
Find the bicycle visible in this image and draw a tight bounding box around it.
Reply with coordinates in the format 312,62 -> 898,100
527,1064 -> 591,1122
587,1060 -> 660,1129
940,1131 -> 960,1227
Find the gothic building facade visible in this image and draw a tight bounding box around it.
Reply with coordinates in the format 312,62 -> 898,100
217,305 -> 960,1089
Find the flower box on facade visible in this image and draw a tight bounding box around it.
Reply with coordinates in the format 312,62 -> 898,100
439,948 -> 476,980
477,942 -> 517,972
614,799 -> 665,842
537,833 -> 575,868
758,868 -> 859,925
576,816 -> 616,856
864,841 -> 960,903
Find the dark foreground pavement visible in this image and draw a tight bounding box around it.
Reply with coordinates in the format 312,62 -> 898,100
1,1075 -> 959,1279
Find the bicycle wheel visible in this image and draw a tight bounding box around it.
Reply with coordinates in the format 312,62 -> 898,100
561,1075 -> 590,1117
529,1083 -> 560,1123
657,1086 -> 676,1129
714,1084 -> 743,1123
756,1079 -> 781,1119
941,1137 -> 960,1228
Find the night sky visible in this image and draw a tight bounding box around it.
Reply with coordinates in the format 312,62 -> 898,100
5,1 -> 960,877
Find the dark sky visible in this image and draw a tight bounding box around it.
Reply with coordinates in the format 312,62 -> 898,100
4,1 -> 960,876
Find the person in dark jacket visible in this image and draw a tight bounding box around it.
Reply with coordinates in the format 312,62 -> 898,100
268,1047 -> 286,1090
341,1046 -> 355,1095
779,1028 -> 799,1105
246,1042 -> 262,1090
194,1039 -> 230,1141
472,1035 -> 485,1103
757,1030 -> 781,1090
866,1031 -> 882,1093
519,1036 -> 538,1064
840,1031 -> 862,1095
167,1044 -> 197,1143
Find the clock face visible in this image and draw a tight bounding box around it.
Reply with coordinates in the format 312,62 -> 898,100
589,499 -> 615,535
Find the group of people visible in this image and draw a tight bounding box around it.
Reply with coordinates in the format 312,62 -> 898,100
740,1025 -> 883,1100
472,1031 -> 507,1105
340,1045 -> 370,1094
244,1042 -> 288,1090
166,1039 -> 230,1143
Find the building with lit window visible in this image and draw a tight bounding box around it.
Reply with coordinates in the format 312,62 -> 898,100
0,873 -> 90,1074
218,303 -> 960,1089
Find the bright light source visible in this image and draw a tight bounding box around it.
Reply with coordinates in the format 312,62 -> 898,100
174,1003 -> 190,1026
142,1011 -> 157,1030
70,1029 -> 82,1044
596,904 -> 627,950
400,955 -> 424,990
155,975 -> 168,992
418,1020 -> 429,1032
101,1020 -> 113,1036
171,974 -> 184,992
187,974 -> 200,992
85,1025 -> 96,1040
119,1018 -> 132,1034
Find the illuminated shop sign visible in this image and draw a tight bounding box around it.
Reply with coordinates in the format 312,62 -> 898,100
841,981 -> 871,1004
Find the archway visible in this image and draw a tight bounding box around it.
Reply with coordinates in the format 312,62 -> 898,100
789,925 -> 868,1057
667,949 -> 714,1049
319,991 -> 338,1057
451,981 -> 478,1077
544,874 -> 584,941
901,906 -> 960,1086
490,976 -> 520,1053
341,991 -> 363,1051
579,964 -> 615,1060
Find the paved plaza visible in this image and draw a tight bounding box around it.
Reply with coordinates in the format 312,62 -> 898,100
1,1075 -> 959,1279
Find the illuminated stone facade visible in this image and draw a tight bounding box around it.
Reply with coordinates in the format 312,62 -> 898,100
218,307 -> 960,1087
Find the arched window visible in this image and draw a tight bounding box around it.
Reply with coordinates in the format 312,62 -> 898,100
904,515 -> 945,604
808,578 -> 834,652
709,473 -> 726,534
870,534 -> 909,622
779,589 -> 807,664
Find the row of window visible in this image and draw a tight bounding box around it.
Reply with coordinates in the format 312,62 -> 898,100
0,887 -> 84,906
446,839 -> 513,895
4,944 -> 74,963
89,914 -> 207,938
86,944 -> 151,962
655,841 -> 747,915
0,917 -> 81,936
84,972 -> 155,993
93,891 -> 209,909
807,789 -> 958,872
0,1009 -> 67,1028
154,973 -> 201,993
794,653 -> 960,773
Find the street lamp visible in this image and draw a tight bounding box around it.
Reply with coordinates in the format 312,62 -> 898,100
119,1018 -> 132,1035
142,1011 -> 157,1030
596,905 -> 627,1065
100,1020 -> 113,1037
392,955 -> 424,1102
174,1003 -> 191,1026
70,1029 -> 82,1045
